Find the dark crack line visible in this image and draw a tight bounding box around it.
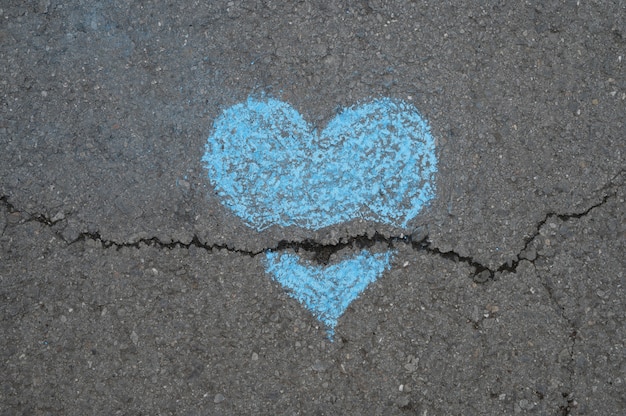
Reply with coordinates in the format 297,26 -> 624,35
70,231 -> 261,256
515,186 -> 615,395
1,169 -> 622,283
532,170 -> 623,415
537,262 -> 579,416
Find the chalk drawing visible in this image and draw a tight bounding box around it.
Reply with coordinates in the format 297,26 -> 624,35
202,97 -> 437,231
266,250 -> 394,339
202,96 -> 438,339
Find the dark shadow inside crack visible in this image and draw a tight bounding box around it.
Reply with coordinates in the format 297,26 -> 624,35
273,232 -> 396,264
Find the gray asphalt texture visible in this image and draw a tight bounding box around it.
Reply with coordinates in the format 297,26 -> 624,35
1,1 -> 625,415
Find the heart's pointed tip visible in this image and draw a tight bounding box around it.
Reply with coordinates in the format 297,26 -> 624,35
325,328 -> 335,342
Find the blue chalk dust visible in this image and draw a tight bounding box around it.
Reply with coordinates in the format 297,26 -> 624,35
202,96 -> 438,231
265,249 -> 394,338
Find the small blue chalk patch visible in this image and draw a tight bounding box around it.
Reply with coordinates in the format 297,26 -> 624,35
265,249 -> 394,339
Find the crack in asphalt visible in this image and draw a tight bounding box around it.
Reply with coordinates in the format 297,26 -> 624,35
1,169 -> 622,284
2,171 -> 622,416
532,258 -> 579,414
527,170 -> 623,415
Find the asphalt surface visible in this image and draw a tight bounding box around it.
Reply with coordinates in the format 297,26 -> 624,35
1,1 -> 625,415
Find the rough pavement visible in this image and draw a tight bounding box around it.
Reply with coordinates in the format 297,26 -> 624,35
1,1 -> 624,414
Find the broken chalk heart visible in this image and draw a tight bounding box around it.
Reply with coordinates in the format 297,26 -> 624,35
202,96 -> 437,338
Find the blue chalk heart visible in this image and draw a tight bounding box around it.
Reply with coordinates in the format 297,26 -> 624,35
203,96 -> 438,339
202,96 -> 437,231
265,250 -> 394,339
